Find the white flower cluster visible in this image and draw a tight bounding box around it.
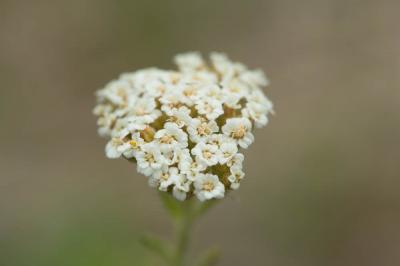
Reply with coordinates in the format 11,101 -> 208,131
94,52 -> 273,201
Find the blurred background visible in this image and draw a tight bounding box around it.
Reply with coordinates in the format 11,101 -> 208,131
1,0 -> 400,265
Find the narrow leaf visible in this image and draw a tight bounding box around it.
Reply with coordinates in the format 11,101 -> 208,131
158,191 -> 184,219
139,233 -> 171,261
195,247 -> 220,266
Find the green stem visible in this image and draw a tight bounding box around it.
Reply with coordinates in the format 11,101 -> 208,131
157,192 -> 219,266
172,211 -> 193,266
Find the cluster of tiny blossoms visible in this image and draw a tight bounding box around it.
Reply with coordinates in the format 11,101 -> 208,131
94,52 -> 273,201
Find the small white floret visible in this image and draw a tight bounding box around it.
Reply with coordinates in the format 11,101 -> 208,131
218,142 -> 238,164
222,117 -> 254,148
154,122 -> 188,151
192,142 -> 220,167
228,166 -> 245,190
172,175 -> 191,201
187,118 -> 219,143
195,98 -> 224,121
194,174 -> 225,201
136,142 -> 165,176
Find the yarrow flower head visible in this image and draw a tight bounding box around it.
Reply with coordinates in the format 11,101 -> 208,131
94,52 -> 274,201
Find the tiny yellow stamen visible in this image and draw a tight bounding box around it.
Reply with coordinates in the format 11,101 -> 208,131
231,125 -> 246,139
203,181 -> 214,192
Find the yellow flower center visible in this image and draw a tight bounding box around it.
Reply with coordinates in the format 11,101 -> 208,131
160,135 -> 174,144
144,153 -> 155,163
203,181 -> 215,192
203,150 -> 212,159
197,123 -> 211,136
129,140 -> 138,149
231,125 -> 246,139
183,87 -> 196,97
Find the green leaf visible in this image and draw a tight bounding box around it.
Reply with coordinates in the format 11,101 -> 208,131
139,233 -> 171,262
158,191 -> 185,219
194,247 -> 220,266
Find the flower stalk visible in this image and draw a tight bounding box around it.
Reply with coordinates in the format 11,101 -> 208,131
171,207 -> 192,266
141,192 -> 219,266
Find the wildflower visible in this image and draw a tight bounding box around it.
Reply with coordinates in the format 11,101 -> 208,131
151,166 -> 180,191
191,142 -> 220,167
96,80 -> 132,106
121,132 -> 144,159
172,175 -> 191,201
105,137 -> 126,159
178,151 -> 207,182
154,122 -> 188,151
94,52 -> 273,201
195,97 -> 224,121
242,102 -> 269,128
194,174 -> 225,201
160,90 -> 184,116
207,134 -> 230,148
136,142 -> 165,176
240,69 -> 269,87
218,142 -> 238,164
174,52 -> 205,72
129,98 -> 161,124
227,153 -> 244,168
222,117 -> 254,148
228,167 -> 245,190
187,118 -> 219,143
169,106 -> 192,128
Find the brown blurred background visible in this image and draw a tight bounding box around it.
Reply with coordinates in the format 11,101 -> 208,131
1,0 -> 400,265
